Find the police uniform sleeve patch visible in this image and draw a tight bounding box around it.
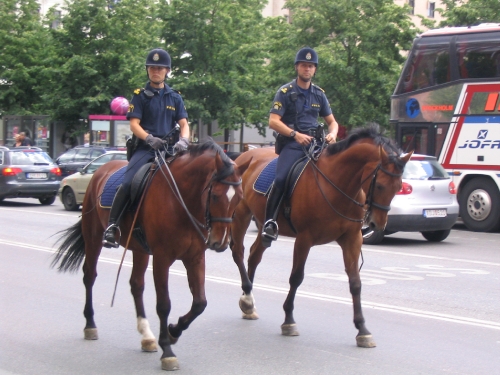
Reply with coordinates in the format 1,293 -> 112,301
273,101 -> 282,110
128,104 -> 134,112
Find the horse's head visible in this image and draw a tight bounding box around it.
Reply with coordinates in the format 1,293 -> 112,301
204,150 -> 243,252
361,147 -> 412,232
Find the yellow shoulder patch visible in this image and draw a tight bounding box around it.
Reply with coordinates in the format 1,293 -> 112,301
134,88 -> 141,95
281,87 -> 288,94
273,101 -> 282,110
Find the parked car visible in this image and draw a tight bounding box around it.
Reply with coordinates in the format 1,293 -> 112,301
58,151 -> 127,211
363,154 -> 459,245
55,145 -> 127,177
0,146 -> 62,205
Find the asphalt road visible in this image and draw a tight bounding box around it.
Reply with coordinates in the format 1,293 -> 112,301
0,198 -> 499,374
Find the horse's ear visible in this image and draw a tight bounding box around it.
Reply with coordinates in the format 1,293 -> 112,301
379,145 -> 389,163
401,151 -> 413,164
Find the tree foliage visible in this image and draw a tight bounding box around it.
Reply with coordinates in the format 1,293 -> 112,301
438,0 -> 500,27
283,0 -> 417,128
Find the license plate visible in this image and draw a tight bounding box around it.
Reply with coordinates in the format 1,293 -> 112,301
423,209 -> 447,218
26,173 -> 47,179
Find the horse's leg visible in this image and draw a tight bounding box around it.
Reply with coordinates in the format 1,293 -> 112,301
168,255 -> 208,343
281,236 -> 312,337
230,203 -> 258,319
82,238 -> 102,340
130,251 -> 157,352
152,255 -> 179,371
337,235 -> 376,348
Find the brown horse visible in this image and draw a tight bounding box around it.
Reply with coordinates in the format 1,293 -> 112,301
230,126 -> 411,348
52,140 -> 243,371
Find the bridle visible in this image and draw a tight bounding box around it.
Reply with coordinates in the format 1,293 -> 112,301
308,154 -> 403,223
157,151 -> 242,244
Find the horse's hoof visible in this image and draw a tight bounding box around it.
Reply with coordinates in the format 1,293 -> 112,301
84,328 -> 98,340
168,329 -> 179,345
239,296 -> 255,315
161,357 -> 180,371
242,310 -> 259,320
141,338 -> 158,352
281,323 -> 299,336
356,334 -> 376,348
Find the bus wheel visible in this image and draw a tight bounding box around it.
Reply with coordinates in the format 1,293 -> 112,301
460,177 -> 500,232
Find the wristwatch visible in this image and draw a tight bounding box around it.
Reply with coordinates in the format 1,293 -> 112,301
290,130 -> 296,138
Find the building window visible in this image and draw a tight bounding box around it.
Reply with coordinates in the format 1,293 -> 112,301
408,0 -> 415,15
428,2 -> 435,18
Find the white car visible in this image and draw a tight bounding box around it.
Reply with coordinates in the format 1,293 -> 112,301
58,151 -> 127,211
363,154 -> 459,244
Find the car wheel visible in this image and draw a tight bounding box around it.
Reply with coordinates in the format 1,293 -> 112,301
362,230 -> 385,245
459,177 -> 500,232
62,188 -> 80,211
421,229 -> 451,242
39,196 -> 56,205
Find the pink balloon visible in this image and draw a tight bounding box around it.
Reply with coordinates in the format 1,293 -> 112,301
110,97 -> 130,115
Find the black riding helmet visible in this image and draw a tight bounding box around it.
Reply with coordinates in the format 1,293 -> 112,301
295,47 -> 318,67
145,48 -> 171,68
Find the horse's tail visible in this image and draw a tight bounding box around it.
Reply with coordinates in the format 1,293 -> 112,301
51,220 -> 85,273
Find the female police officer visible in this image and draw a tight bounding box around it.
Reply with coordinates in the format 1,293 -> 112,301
261,47 -> 340,248
102,48 -> 190,248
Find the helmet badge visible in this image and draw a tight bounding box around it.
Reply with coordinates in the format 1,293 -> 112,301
153,53 -> 159,61
306,52 -> 312,60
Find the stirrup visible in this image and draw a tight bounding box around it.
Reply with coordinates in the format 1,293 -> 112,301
102,224 -> 121,248
262,220 -> 279,241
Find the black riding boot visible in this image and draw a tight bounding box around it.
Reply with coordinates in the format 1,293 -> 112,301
261,184 -> 284,248
102,185 -> 130,248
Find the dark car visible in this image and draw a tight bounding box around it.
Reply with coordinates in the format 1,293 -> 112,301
55,145 -> 127,177
0,146 -> 62,205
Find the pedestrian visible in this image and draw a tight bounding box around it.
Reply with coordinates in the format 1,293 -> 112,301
19,132 -> 34,146
13,134 -> 22,147
261,46 -> 340,247
102,48 -> 190,248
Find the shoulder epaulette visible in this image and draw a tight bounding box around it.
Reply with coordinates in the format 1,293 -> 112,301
280,84 -> 293,94
312,83 -> 325,93
133,88 -> 143,95
172,89 -> 181,95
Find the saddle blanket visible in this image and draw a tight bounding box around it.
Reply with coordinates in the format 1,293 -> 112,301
253,157 -> 309,197
100,166 -> 127,207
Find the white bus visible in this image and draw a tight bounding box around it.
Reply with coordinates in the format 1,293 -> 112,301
391,23 -> 500,232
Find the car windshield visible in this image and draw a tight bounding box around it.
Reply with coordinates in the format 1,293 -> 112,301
403,160 -> 449,180
11,151 -> 53,165
86,154 -> 116,174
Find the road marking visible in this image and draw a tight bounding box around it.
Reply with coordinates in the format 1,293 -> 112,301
244,233 -> 500,267
2,238 -> 499,331
0,207 -> 77,217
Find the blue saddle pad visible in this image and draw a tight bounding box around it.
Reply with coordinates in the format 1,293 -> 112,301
253,158 -> 309,197
100,166 -> 127,208
253,158 -> 278,195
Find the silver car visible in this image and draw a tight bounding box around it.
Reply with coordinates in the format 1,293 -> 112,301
58,151 -> 127,211
363,154 -> 459,245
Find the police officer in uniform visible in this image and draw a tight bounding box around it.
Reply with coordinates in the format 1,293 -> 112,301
102,48 -> 190,248
262,47 -> 340,247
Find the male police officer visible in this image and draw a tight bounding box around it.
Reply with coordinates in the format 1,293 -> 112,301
102,48 -> 190,248
262,47 -> 340,247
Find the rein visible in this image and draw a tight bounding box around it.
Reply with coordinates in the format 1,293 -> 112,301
157,151 -> 241,244
305,148 -> 403,223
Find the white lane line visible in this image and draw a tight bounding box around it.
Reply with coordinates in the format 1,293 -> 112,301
2,238 -> 499,331
243,233 -> 500,267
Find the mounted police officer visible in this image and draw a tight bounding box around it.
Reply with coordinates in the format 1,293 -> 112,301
102,48 -> 190,248
262,46 -> 340,247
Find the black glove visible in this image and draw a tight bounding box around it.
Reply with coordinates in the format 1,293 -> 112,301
173,137 -> 190,153
145,134 -> 166,150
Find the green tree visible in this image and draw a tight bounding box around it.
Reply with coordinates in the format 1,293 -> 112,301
280,0 -> 418,130
159,0 -> 278,136
42,0 -> 161,131
0,0 -> 54,115
438,0 -> 500,27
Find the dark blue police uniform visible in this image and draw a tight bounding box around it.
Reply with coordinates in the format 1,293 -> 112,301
270,79 -> 332,191
122,82 -> 188,194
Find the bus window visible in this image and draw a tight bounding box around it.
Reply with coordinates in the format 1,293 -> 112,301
401,44 -> 450,93
457,41 -> 500,79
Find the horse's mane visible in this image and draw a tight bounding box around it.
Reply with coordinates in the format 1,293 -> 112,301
326,124 -> 404,168
187,138 -> 234,180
